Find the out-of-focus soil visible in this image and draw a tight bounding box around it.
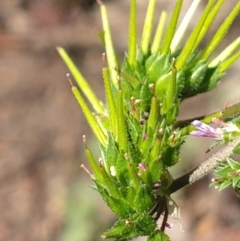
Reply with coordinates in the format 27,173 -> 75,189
0,0 -> 239,241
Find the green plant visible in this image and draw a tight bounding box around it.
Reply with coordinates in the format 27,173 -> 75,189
58,0 -> 240,240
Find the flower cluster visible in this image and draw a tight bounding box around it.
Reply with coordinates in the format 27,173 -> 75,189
58,0 -> 240,240
190,118 -> 240,139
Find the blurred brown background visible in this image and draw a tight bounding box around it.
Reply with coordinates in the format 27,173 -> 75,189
0,0 -> 239,241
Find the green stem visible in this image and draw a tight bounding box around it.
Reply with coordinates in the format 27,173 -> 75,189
221,101 -> 240,120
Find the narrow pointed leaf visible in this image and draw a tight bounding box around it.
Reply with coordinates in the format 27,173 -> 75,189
161,0 -> 183,54
219,51 -> 240,72
163,64 -> 177,113
210,37 -> 240,67
193,0 -> 225,50
152,10 -> 167,53
171,0 -> 201,51
147,96 -> 159,133
128,0 -> 137,67
85,147 -> 103,182
102,67 -> 118,137
99,1 -> 119,86
141,0 -> 157,55
57,47 -> 104,114
200,2 -> 240,60
117,88 -> 128,152
176,0 -> 215,69
72,86 -> 107,146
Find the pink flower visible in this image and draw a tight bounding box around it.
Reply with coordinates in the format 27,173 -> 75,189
190,120 -> 221,138
190,119 -> 240,139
